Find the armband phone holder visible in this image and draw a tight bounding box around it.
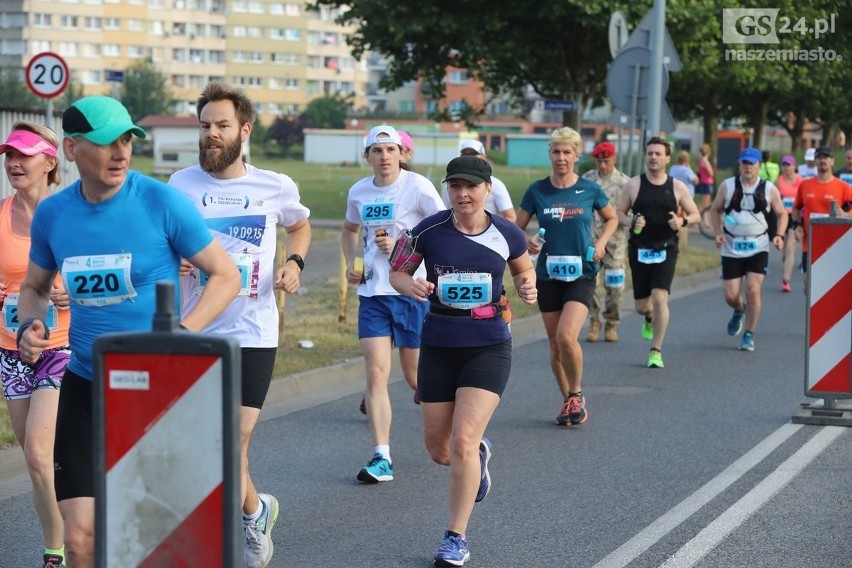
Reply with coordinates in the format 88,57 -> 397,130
388,230 -> 423,272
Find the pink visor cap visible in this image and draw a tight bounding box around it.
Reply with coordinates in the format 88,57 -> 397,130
0,130 -> 57,157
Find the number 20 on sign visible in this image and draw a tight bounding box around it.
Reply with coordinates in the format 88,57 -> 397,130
26,52 -> 70,99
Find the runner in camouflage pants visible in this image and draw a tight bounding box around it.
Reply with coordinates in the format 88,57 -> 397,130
582,142 -> 630,342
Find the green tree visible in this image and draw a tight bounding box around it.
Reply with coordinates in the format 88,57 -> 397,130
309,0 -> 645,129
267,115 -> 308,158
0,67 -> 42,109
120,60 -> 174,123
302,94 -> 351,129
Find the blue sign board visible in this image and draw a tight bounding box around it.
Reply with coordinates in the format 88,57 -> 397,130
544,100 -> 575,112
105,70 -> 125,82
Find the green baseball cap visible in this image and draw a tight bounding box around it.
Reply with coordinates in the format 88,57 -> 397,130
62,96 -> 146,145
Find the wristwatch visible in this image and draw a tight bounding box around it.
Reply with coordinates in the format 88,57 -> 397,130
681,217 -> 688,227
286,253 -> 305,272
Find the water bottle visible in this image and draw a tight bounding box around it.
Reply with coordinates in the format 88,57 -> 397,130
530,228 -> 546,262
632,213 -> 643,235
724,214 -> 736,227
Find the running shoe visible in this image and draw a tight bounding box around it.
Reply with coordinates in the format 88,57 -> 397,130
727,306 -> 745,336
244,493 -> 280,568
641,318 -> 653,341
739,331 -> 755,352
567,395 -> 588,425
357,453 -> 393,483
475,438 -> 493,503
434,531 -> 470,567
647,348 -> 664,368
556,399 -> 572,425
42,554 -> 63,568
781,280 -> 792,293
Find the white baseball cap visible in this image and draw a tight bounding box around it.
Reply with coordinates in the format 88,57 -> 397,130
365,125 -> 402,149
460,139 -> 486,156
804,147 -> 815,161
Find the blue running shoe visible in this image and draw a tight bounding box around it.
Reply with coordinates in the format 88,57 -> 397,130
434,531 -> 470,567
475,438 -> 492,503
727,306 -> 745,336
739,331 -> 755,351
357,453 -> 393,483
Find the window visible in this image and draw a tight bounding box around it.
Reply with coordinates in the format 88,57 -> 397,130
211,25 -> 226,39
247,26 -> 263,38
104,17 -> 120,30
208,50 -> 225,63
398,101 -> 415,113
234,76 -> 262,88
307,31 -> 321,45
171,74 -> 187,87
2,40 -> 25,55
82,43 -> 100,57
271,53 -> 300,65
232,0 -> 247,11
58,42 -> 79,56
128,45 -> 145,58
82,70 -> 102,84
307,55 -> 321,68
84,17 -> 101,30
102,44 -> 120,56
448,70 -> 469,84
148,0 -> 164,6
232,26 -> 246,37
190,49 -> 204,62
150,20 -> 165,35
30,40 -> 51,54
60,15 -> 78,28
269,2 -> 283,15
268,102 -> 282,114
172,48 -> 187,62
33,13 -> 52,27
248,2 -> 263,13
284,3 -> 300,16
284,28 -> 300,41
128,19 -> 145,32
232,51 -> 247,63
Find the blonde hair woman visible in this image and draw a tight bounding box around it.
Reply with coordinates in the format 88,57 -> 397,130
0,121 -> 71,568
515,127 -> 619,426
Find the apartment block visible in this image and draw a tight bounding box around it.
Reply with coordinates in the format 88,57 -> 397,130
0,0 -> 372,123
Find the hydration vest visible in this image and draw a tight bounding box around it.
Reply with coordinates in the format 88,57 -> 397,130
724,177 -> 775,237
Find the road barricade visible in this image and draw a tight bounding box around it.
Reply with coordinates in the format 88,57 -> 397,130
92,282 -> 241,567
793,208 -> 852,426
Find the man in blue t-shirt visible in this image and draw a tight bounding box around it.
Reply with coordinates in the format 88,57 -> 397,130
16,96 -> 240,568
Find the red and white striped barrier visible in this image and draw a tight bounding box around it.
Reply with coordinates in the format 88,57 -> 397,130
805,218 -> 851,398
94,332 -> 241,567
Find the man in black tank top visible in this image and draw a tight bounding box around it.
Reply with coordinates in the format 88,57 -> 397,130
616,137 -> 701,368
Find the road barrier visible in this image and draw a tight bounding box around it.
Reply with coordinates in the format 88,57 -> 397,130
93,282 -> 241,567
793,204 -> 852,426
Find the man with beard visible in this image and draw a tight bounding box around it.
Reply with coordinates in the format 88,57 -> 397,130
169,81 -> 312,568
616,137 -> 700,368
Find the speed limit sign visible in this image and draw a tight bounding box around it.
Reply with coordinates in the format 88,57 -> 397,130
26,52 -> 70,99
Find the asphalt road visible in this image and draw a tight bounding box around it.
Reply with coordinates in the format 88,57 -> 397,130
1,232 -> 850,567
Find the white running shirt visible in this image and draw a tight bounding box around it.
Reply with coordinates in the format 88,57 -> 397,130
345,169 -> 444,297
170,164 -> 310,346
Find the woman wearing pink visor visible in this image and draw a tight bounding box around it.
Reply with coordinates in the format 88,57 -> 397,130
0,122 -> 72,568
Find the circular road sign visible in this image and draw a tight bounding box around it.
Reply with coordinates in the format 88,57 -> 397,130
26,52 -> 70,99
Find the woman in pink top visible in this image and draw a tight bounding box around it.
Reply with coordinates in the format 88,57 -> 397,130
775,155 -> 802,292
0,122 -> 71,568
696,143 -> 715,232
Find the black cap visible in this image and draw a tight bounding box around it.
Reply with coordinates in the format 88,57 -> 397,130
814,146 -> 833,157
443,156 -> 492,184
